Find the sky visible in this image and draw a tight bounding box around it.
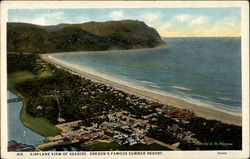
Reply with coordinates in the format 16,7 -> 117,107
8,8 -> 241,37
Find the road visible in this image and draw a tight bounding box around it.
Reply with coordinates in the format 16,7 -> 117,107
146,136 -> 180,150
35,139 -> 79,150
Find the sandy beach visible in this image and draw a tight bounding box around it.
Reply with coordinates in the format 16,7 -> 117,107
40,52 -> 242,126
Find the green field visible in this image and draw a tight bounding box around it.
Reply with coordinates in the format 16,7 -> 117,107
80,141 -> 170,151
8,70 -> 60,137
8,71 -> 35,91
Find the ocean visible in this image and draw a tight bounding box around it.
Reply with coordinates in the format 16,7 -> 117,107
50,37 -> 241,116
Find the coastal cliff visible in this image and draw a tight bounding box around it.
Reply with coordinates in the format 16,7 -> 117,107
7,20 -> 164,53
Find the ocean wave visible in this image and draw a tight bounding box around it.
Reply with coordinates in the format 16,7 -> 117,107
133,85 -> 242,117
140,81 -> 160,88
217,97 -> 231,101
172,86 -> 191,91
183,97 -> 241,117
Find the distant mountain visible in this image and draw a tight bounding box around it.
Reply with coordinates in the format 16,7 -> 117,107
7,20 -> 165,53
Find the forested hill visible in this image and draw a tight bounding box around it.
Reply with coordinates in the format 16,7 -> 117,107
7,20 -> 165,53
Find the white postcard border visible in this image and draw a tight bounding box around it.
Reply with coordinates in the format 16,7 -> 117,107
1,1 -> 249,159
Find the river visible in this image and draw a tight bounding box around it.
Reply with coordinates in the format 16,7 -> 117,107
7,91 -> 45,145
7,90 -> 80,151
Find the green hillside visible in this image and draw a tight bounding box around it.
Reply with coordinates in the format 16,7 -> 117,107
7,20 -> 164,53
57,20 -> 162,42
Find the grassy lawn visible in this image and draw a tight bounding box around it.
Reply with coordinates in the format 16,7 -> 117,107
38,71 -> 53,78
8,70 -> 61,137
8,70 -> 52,90
80,141 -> 170,151
21,105 -> 61,137
8,71 -> 35,91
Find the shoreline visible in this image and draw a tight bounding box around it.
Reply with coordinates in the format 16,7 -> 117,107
40,52 -> 242,126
